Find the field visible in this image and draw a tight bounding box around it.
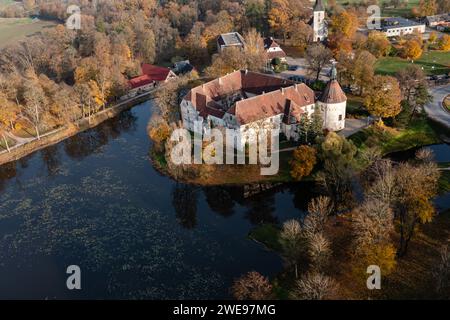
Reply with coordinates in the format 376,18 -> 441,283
0,17 -> 57,49
0,0 -> 14,9
375,51 -> 450,76
324,0 -> 420,17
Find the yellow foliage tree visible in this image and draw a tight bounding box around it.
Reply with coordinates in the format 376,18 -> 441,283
290,145 -> 317,181
438,35 -> 450,51
401,39 -> 423,60
364,75 -> 402,119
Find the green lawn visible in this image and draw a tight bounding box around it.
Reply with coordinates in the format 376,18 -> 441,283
349,118 -> 440,156
327,0 -> 419,17
0,0 -> 14,9
0,18 -> 57,49
375,51 -> 450,76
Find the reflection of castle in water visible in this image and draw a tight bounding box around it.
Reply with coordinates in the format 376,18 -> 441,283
172,181 -> 319,230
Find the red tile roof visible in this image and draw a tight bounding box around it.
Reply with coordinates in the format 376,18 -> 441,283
184,70 -> 316,125
129,75 -> 154,89
141,64 -> 173,82
319,80 -> 347,104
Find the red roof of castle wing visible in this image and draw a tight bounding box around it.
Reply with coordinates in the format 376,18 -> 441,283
141,64 -> 172,82
129,75 -> 153,89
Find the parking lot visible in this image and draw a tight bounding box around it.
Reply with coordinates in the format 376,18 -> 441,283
278,57 -> 332,83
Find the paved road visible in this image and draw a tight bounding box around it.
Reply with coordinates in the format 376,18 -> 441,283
424,85 -> 450,129
339,118 -> 369,138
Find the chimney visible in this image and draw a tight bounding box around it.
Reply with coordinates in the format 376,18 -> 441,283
218,77 -> 223,86
281,88 -> 285,95
245,69 -> 248,75
294,84 -> 298,90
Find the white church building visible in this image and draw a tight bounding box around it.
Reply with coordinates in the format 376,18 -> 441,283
180,67 -> 346,144
311,0 -> 328,42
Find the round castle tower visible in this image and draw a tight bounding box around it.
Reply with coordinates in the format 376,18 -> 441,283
318,64 -> 347,131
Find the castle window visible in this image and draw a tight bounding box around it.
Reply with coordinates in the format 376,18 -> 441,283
339,115 -> 343,121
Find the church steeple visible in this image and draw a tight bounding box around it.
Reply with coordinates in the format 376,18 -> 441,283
313,0 -> 325,12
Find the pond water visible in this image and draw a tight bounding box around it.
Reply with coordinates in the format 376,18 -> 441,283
0,101 -> 316,299
0,101 -> 448,299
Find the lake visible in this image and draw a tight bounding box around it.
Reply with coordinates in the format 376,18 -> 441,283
0,100 -> 448,299
0,101 -> 315,299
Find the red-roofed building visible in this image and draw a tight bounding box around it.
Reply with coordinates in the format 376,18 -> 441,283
128,64 -> 177,90
180,68 -> 347,143
264,37 -> 287,62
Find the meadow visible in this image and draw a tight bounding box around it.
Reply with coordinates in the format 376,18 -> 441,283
0,17 -> 57,49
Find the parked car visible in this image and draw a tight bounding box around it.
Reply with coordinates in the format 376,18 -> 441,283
288,65 -> 299,71
288,75 -> 306,83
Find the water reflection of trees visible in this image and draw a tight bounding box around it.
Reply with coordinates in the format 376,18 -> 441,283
243,193 -> 277,225
172,183 -> 198,229
203,187 -> 235,218
63,111 -> 138,160
40,145 -> 61,177
0,162 -> 17,192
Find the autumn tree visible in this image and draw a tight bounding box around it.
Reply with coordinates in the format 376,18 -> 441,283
305,43 -> 332,81
366,31 -> 391,58
364,75 -> 402,120
418,0 -> 437,16
438,35 -> 450,51
400,39 -> 423,60
394,157 -> 440,256
287,20 -> 313,51
396,65 -> 426,103
22,74 -> 47,139
232,271 -> 273,300
290,145 -> 317,181
317,132 -> 357,210
352,199 -> 397,276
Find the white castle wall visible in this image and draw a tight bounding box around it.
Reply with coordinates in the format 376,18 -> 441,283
319,101 -> 346,131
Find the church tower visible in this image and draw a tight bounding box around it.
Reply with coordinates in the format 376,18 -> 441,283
313,0 -> 327,42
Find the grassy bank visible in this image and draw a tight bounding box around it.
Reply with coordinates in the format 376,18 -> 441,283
349,118 -> 440,156
250,208 -> 450,299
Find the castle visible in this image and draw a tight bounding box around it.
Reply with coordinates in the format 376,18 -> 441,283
180,67 -> 346,144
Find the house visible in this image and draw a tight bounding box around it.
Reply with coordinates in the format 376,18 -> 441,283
264,37 -> 287,62
180,68 -> 346,145
128,64 -> 178,93
217,32 -> 246,52
379,17 -> 426,37
424,13 -> 450,28
173,60 -> 195,75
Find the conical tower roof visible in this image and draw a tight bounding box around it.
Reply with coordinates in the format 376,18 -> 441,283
319,64 -> 346,104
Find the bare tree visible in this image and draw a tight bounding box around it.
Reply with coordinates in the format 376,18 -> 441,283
352,199 -> 394,249
303,196 -> 332,238
232,271 -> 273,300
432,243 -> 450,298
305,43 -> 332,81
290,272 -> 339,300
280,219 -> 304,278
307,232 -> 331,272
